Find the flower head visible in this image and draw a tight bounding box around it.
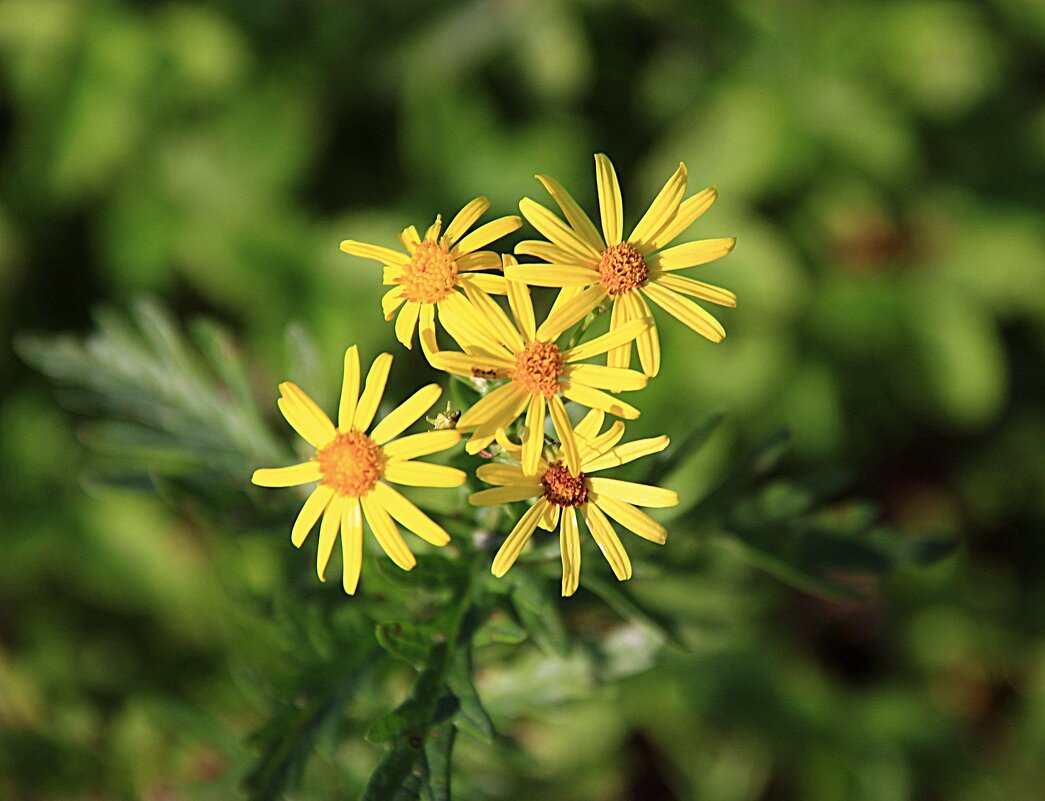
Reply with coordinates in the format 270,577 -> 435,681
469,410 -> 678,596
251,347 -> 466,594
507,154 -> 737,377
340,198 -> 522,359
429,256 -> 650,477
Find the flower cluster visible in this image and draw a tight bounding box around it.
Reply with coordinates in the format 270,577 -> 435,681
253,155 -> 736,596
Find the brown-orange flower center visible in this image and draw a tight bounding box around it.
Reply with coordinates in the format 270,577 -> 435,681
598,242 -> 649,295
542,462 -> 588,507
511,341 -> 564,398
315,431 -> 386,497
397,240 -> 459,303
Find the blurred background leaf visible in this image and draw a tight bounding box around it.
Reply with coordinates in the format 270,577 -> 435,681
2,0 -> 1044,799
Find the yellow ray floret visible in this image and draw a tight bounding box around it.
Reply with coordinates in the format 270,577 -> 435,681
469,409 -> 677,596
251,346 -> 465,594
508,154 -> 737,377
428,256 -> 651,478
339,198 -> 522,360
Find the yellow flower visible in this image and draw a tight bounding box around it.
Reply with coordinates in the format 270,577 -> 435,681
251,346 -> 466,594
340,198 -> 522,358
507,153 -> 737,377
469,410 -> 678,596
428,256 -> 650,477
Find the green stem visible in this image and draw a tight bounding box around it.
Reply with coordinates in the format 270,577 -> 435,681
565,298 -> 612,350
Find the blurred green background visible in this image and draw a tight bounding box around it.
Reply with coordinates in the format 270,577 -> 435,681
2,0 -> 1044,798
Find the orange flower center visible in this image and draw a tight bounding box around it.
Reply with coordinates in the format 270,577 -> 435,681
598,242 -> 649,296
511,341 -> 563,398
315,431 -> 386,497
542,463 -> 588,507
397,240 -> 459,303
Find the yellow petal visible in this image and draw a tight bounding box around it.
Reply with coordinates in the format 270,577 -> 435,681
628,162 -> 688,252
453,215 -> 522,255
536,173 -> 605,252
559,507 -> 581,597
521,394 -> 545,476
505,269 -> 537,341
648,186 -> 718,251
428,351 -> 512,381
372,481 -> 450,546
561,382 -> 641,420
583,435 -> 669,473
339,240 -> 409,265
475,463 -> 539,486
642,283 -> 725,343
548,394 -> 581,476
460,280 -> 524,351
394,302 -> 421,350
538,502 -> 560,532
384,460 -> 466,488
582,502 -> 632,580
535,285 -> 607,342
278,382 -> 335,448
587,477 -> 678,507
563,317 -> 650,362
371,384 -> 442,444
252,461 -> 321,487
515,239 -> 590,267
580,420 -> 626,461
646,237 -> 736,271
504,263 -> 599,289
381,287 -> 405,321
443,197 -> 490,247
361,493 -> 416,570
341,498 -> 363,594
418,304 -> 438,362
605,295 -> 631,370
292,486 -> 333,547
457,251 -> 501,272
469,485 -> 544,506
592,493 -> 667,544
460,272 -> 508,295
438,291 -> 506,354
424,214 -> 442,241
316,493 -> 345,581
399,225 -> 421,251
565,363 -> 648,392
458,382 -> 529,430
383,429 -> 461,460
353,353 -> 393,432
519,198 -> 601,263
626,290 -> 661,377
491,499 -> 548,577
595,153 -> 624,247
468,390 -> 530,446
338,346 -> 360,429
650,273 -> 737,307
574,408 -> 605,442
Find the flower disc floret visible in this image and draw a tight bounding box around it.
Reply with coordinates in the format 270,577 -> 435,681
316,431 -> 386,497
598,242 -> 649,296
397,240 -> 459,303
511,341 -> 564,399
542,463 -> 588,507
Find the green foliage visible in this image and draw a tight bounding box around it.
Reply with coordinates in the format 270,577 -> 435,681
2,1 -> 1043,800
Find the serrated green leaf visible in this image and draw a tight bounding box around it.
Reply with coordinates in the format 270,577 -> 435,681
423,721 -> 457,801
446,649 -> 494,743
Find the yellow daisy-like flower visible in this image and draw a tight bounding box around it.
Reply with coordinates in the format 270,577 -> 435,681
470,410 -> 678,596
251,346 -> 466,594
507,153 -> 737,377
339,198 -> 522,358
429,256 -> 650,477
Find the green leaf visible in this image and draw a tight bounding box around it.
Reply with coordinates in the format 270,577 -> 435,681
361,740 -> 429,801
583,574 -> 687,649
473,611 -> 528,647
375,622 -> 435,668
446,648 -> 494,743
508,571 -> 570,657
640,410 -> 724,485
423,721 -> 457,801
